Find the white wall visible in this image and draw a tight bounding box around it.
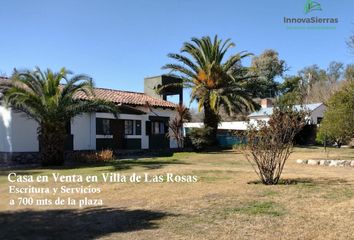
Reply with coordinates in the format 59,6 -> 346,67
0,108 -> 98,153
0,106 -> 12,152
11,112 -> 39,152
310,104 -> 325,124
0,107 -> 39,152
0,105 -> 178,152
249,117 -> 269,126
71,113 -> 96,150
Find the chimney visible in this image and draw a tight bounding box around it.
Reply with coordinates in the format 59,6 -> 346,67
261,98 -> 273,109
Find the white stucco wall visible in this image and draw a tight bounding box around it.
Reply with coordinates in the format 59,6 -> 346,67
0,107 -> 39,152
0,108 -> 97,153
0,106 -> 12,152
71,113 -> 96,150
249,117 -> 270,125
309,104 -> 325,124
0,105 -> 178,152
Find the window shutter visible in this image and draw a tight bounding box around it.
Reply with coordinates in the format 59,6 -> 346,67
145,121 -> 151,135
135,120 -> 142,135
164,122 -> 169,134
96,118 -> 103,135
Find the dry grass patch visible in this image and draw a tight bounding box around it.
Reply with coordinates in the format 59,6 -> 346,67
224,201 -> 286,217
0,147 -> 353,239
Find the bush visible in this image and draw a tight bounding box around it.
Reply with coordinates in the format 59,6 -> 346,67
72,149 -> 114,163
232,143 -> 246,151
187,127 -> 213,151
243,108 -> 307,185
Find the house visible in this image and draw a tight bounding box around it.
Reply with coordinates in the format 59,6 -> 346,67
249,98 -> 325,125
0,75 -> 182,164
184,98 -> 326,147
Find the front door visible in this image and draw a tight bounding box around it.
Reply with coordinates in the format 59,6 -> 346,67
112,119 -> 125,149
148,120 -> 170,149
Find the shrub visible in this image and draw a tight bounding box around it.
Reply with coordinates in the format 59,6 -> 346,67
167,104 -> 191,149
187,127 -> 213,150
242,108 -> 307,185
232,143 -> 246,152
72,149 -> 114,163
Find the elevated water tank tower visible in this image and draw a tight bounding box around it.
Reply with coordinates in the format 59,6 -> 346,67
144,75 -> 183,105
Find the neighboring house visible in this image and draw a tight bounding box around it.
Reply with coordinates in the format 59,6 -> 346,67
0,75 -> 182,163
249,99 -> 325,125
184,98 -> 326,147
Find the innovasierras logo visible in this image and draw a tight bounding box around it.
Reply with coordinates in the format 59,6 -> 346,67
283,0 -> 339,29
304,0 -> 322,14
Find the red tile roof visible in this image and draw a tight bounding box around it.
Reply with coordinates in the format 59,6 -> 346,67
74,87 -> 177,109
0,77 -> 8,83
0,77 -> 9,92
0,78 -> 176,109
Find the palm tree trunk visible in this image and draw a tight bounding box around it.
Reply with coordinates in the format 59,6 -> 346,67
203,101 -> 219,145
39,122 -> 67,166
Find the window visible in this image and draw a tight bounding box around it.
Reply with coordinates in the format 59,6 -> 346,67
102,119 -> 111,135
152,121 -> 166,135
96,118 -> 112,135
124,120 -> 134,135
317,117 -> 323,124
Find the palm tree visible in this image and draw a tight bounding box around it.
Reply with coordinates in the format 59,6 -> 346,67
2,67 -> 118,166
162,35 -> 257,144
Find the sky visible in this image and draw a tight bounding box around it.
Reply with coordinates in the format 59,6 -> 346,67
0,0 -> 353,103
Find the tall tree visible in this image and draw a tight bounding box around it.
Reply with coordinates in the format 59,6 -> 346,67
347,32 -> 354,54
298,64 -> 334,103
162,35 -> 257,144
248,49 -> 287,98
278,62 -> 349,105
344,64 -> 354,82
317,81 -> 354,148
277,76 -> 303,105
327,61 -> 344,84
298,65 -> 327,87
2,67 -> 118,166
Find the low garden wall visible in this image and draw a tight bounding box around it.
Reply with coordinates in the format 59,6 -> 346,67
0,152 -> 41,166
297,159 -> 354,167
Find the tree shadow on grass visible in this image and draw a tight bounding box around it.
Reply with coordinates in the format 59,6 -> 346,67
248,177 -> 351,186
0,207 -> 175,240
117,150 -> 175,160
295,145 -> 320,149
0,170 -> 43,177
110,159 -> 188,171
42,158 -> 188,171
0,158 -> 188,174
